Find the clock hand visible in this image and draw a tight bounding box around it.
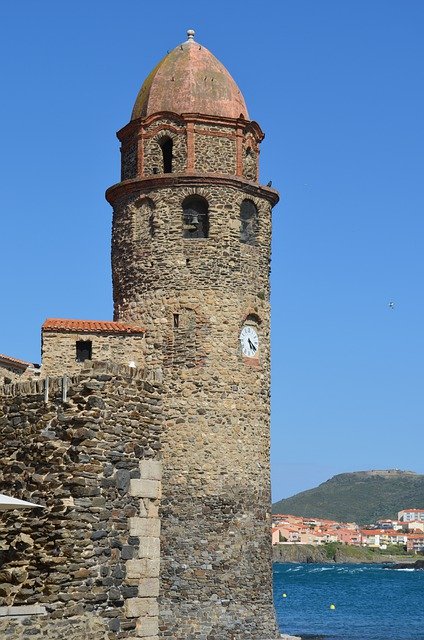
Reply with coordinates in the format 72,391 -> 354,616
248,339 -> 257,351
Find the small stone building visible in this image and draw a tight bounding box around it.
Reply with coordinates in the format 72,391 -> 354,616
41,318 -> 146,376
0,29 -> 280,640
0,354 -> 39,385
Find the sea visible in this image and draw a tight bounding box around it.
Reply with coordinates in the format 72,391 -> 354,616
273,562 -> 424,640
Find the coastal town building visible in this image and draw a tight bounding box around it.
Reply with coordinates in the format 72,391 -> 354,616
398,508 -> 424,522
272,512 -> 424,552
0,30 -> 280,639
406,534 -> 424,553
376,519 -> 403,530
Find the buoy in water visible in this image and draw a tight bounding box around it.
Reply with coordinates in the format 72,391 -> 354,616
330,604 -> 336,610
282,593 -> 287,598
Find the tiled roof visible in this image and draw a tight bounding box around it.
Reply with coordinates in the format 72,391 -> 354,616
0,354 -> 34,369
42,318 -> 145,334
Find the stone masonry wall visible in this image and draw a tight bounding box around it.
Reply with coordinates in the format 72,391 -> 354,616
121,143 -> 138,181
0,362 -> 162,639
110,178 -> 279,639
0,364 -> 37,385
41,332 -> 145,377
194,125 -> 236,174
112,185 -> 272,326
243,137 -> 258,181
118,117 -> 264,182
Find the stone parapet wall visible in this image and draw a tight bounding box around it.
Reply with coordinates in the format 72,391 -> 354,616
0,362 -> 162,639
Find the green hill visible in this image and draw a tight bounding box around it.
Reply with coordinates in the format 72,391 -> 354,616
272,470 -> 424,524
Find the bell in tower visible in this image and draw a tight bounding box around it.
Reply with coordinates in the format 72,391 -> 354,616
106,29 -> 280,640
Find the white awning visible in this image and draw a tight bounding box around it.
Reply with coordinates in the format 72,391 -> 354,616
0,493 -> 42,511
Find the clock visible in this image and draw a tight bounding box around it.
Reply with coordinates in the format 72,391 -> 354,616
240,325 -> 259,358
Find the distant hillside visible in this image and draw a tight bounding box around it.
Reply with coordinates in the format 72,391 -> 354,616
272,470 -> 424,524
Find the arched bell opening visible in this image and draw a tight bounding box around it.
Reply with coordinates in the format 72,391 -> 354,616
182,196 -> 209,239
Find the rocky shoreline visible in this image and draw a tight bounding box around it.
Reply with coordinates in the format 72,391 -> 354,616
390,559 -> 424,570
273,543 -> 418,564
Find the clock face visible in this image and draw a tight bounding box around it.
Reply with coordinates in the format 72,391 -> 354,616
240,325 -> 259,358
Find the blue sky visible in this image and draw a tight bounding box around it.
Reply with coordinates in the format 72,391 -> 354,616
1,1 -> 423,500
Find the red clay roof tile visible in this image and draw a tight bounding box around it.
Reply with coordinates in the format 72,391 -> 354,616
42,318 -> 145,334
0,354 -> 34,369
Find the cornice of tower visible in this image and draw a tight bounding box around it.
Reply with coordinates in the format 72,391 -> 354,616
117,111 -> 264,145
106,173 -> 279,206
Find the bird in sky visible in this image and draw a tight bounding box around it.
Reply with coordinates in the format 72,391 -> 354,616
388,301 -> 395,309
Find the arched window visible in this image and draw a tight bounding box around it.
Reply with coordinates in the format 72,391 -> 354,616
159,136 -> 173,173
182,196 -> 209,239
240,200 -> 258,245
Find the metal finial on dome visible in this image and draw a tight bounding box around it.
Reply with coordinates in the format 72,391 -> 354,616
187,29 -> 195,41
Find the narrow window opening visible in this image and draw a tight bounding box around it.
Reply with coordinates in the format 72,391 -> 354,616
240,200 -> 258,245
160,137 -> 173,173
186,258 -> 190,266
182,196 -> 209,239
149,212 -> 155,237
76,340 -> 92,362
173,313 -> 179,329
246,313 -> 261,326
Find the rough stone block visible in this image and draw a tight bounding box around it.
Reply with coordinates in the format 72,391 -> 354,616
138,536 -> 160,559
126,558 -> 158,579
125,597 -> 159,618
129,517 -> 160,538
139,498 -> 148,517
136,616 -> 159,637
130,479 -> 161,499
139,460 -> 162,480
145,500 -> 159,518
139,558 -> 160,577
138,578 -> 160,598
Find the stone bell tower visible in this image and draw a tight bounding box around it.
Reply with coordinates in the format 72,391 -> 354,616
106,30 -> 279,640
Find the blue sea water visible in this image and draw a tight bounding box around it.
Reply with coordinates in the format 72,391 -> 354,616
273,563 -> 424,640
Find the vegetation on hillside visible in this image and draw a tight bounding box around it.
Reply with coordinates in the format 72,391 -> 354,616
272,542 -> 417,564
272,470 -> 424,524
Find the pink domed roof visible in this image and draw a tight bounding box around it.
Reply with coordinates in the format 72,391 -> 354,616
131,30 -> 249,121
